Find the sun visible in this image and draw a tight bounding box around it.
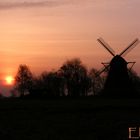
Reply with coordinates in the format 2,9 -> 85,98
5,76 -> 14,85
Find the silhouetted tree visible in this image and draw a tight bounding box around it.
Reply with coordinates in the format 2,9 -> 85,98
26,76 -> 43,98
30,71 -> 65,97
40,71 -> 59,97
60,58 -> 89,96
10,89 -> 19,98
89,68 -> 105,95
15,64 -> 33,97
128,70 -> 140,95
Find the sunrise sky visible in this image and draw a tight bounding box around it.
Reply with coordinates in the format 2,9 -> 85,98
0,0 -> 140,95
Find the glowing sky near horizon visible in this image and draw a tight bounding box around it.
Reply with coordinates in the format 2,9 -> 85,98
0,0 -> 140,95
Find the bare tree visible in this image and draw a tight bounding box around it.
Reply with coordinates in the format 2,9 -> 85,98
89,68 -> 105,95
128,69 -> 140,95
60,58 -> 89,96
31,71 -> 65,97
15,64 -> 33,97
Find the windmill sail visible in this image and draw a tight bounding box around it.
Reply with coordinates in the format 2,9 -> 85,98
119,38 -> 139,57
97,38 -> 115,56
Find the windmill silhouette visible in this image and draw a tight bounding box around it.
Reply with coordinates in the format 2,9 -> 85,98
97,38 -> 140,97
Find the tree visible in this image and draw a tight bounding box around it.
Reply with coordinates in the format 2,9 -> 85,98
60,58 -> 89,96
89,68 -> 105,95
29,71 -> 65,97
128,70 -> 140,95
15,64 -> 33,97
41,71 -> 65,97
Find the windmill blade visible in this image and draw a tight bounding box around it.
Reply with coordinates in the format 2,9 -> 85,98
127,62 -> 136,70
97,38 -> 115,56
119,38 -> 140,57
101,62 -> 110,65
101,62 -> 110,70
95,65 -> 110,77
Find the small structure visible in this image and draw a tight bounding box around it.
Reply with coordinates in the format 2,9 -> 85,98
97,38 -> 139,97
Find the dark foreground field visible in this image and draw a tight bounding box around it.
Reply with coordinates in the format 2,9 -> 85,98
0,98 -> 140,140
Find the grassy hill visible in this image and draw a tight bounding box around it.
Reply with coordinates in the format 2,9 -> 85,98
0,98 -> 140,140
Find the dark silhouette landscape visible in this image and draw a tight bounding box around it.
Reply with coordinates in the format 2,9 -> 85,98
8,57 -> 140,99
0,37 -> 140,140
1,0 -> 140,139
4,38 -> 138,99
0,56 -> 140,139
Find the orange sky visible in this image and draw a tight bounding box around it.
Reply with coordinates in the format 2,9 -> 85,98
0,0 -> 140,95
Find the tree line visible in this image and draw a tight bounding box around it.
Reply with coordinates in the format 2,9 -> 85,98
12,58 -> 140,98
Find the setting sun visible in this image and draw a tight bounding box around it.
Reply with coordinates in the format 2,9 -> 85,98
5,76 -> 14,85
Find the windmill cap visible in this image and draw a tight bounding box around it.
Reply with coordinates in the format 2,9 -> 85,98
110,55 -> 127,67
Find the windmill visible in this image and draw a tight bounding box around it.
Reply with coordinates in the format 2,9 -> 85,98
96,38 -> 140,96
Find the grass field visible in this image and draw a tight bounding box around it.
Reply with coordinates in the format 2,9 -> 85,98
0,98 -> 140,140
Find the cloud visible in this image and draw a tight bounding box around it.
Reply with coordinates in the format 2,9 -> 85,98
0,0 -> 90,10
0,1 -> 65,10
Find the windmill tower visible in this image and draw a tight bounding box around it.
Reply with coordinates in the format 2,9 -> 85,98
97,38 -> 139,97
